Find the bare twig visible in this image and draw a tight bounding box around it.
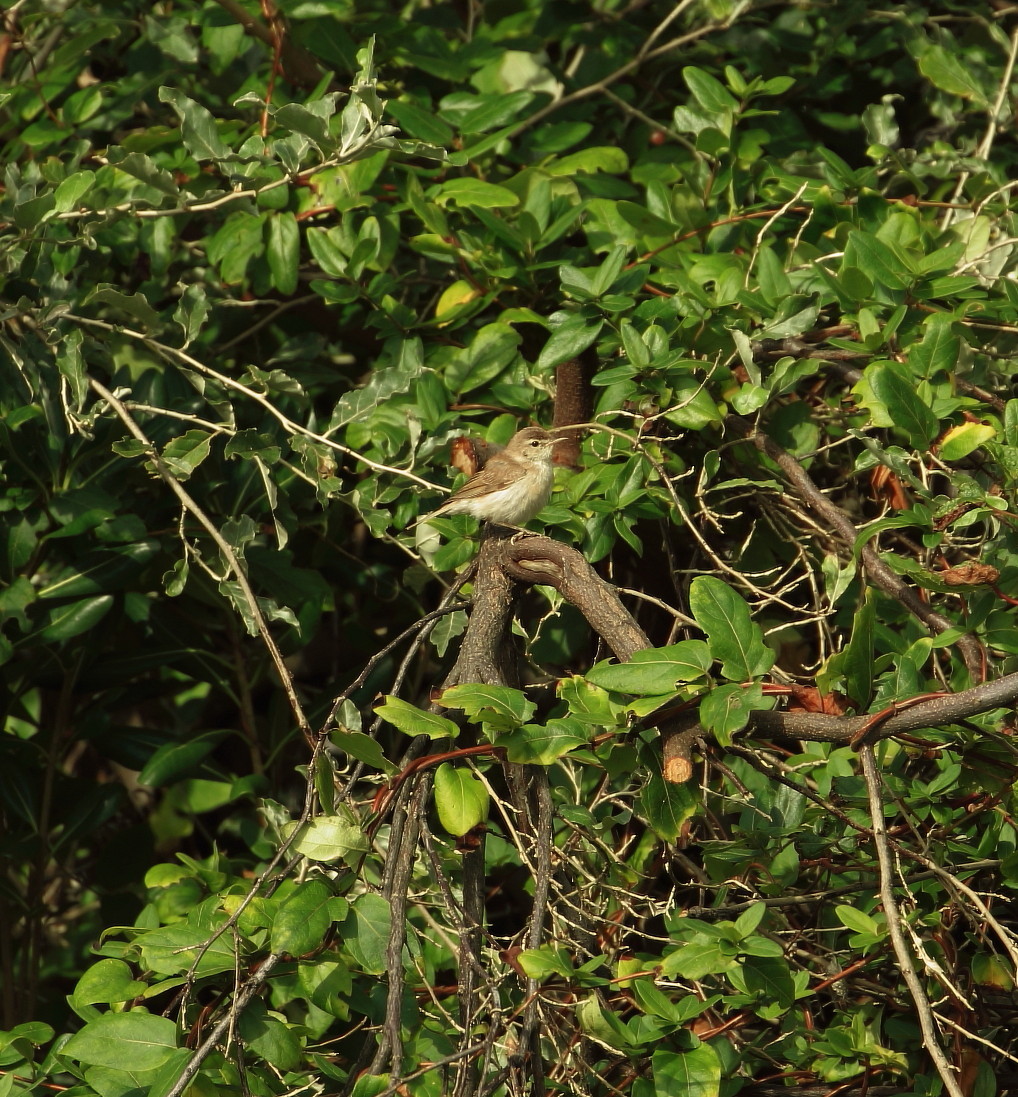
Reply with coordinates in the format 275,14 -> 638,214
163,952 -> 284,1097
369,777 -> 429,1079
72,316 -> 441,494
89,377 -> 314,744
507,1 -> 743,139
728,416 -> 986,680
860,745 -> 964,1097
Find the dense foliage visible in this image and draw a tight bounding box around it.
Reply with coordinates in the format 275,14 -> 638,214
2,1 -> 1018,1095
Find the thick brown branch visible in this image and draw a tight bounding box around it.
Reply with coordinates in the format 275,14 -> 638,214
751,670 -> 1018,744
498,533 -> 698,780
443,536 -> 520,688
500,536 -> 650,659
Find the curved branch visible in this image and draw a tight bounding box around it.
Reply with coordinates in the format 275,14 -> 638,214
860,745 -> 965,1097
486,532 -> 1017,757
501,535 -> 650,659
499,532 -> 700,779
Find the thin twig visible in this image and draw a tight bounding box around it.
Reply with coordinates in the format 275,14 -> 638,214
507,4 -> 743,140
89,377 -> 314,743
859,745 -> 964,1097
73,316 -> 441,494
163,952 -> 284,1097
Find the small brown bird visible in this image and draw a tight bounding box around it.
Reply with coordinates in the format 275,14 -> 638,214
423,427 -> 567,527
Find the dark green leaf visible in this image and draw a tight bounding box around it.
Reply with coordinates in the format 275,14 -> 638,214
266,212 -> 300,295
536,317 -> 603,371
865,362 -> 938,447
271,879 -> 335,957
138,731 -> 229,787
844,230 -> 911,292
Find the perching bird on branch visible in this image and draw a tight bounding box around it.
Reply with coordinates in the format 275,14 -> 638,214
422,426 -> 567,527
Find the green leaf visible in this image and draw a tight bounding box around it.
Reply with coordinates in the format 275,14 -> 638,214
918,44 -> 988,103
517,946 -> 575,979
387,99 -> 454,144
684,66 -> 739,114
285,814 -> 368,862
536,317 -> 603,371
499,717 -> 591,764
340,893 -> 391,975
733,901 -> 767,939
457,91 -> 534,133
576,994 -> 637,1053
908,314 -> 960,378
843,230 -> 911,292
54,171 -> 95,213
434,178 -> 520,209
835,904 -> 881,936
106,148 -> 181,198
864,362 -> 938,447
174,283 -> 209,347
556,675 -> 620,725
438,683 -> 535,729
734,954 -> 797,1009
85,285 -> 162,328
433,763 -> 489,836
445,322 -> 520,395
307,225 -> 348,277
374,696 -> 458,739
638,774 -> 698,841
158,86 -> 233,161
56,327 -> 87,409
545,147 -> 628,176
271,879 -> 334,957
939,422 -> 995,462
237,1000 -> 302,1071
699,681 -> 760,743
329,729 -> 394,773
161,430 -> 214,479
652,1044 -> 721,1097
329,341 -> 426,429
273,102 -> 333,150
266,212 -> 300,295
13,192 -> 56,230
136,922 -> 238,976
62,1013 -> 179,1071
586,640 -> 712,696
688,577 -> 775,680
841,588 -> 875,709
207,210 -> 265,284
138,731 -> 229,787
38,594 -> 114,642
71,960 -> 147,1008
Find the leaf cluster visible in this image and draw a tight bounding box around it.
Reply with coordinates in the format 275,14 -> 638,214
3,2 -> 1018,1096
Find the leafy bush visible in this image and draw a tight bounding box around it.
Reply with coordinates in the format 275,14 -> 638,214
2,1 -> 1018,1095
